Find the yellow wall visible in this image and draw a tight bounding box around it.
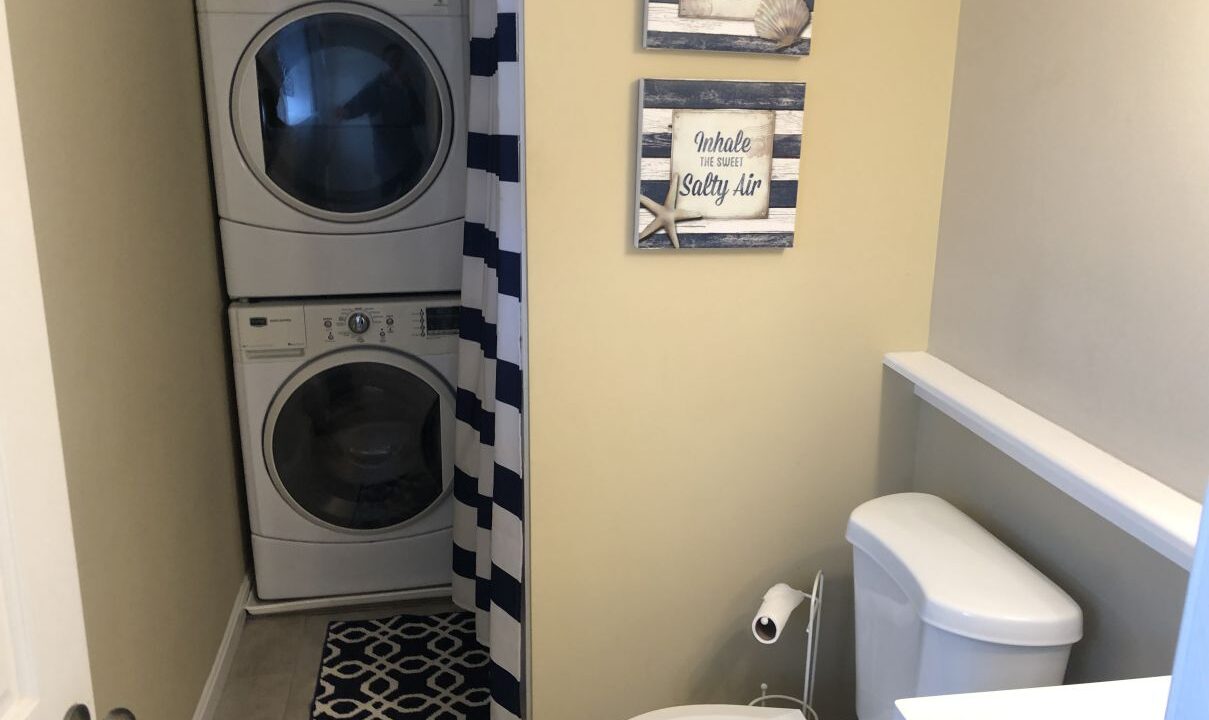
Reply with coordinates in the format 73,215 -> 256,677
525,3 -> 962,718
4,1 -> 246,716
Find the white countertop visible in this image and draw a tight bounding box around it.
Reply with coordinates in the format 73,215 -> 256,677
893,677 -> 1172,720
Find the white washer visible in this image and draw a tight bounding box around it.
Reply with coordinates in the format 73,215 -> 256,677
198,0 -> 468,298
230,295 -> 460,600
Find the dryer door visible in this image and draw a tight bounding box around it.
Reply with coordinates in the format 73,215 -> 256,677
231,3 -> 454,222
263,348 -> 455,533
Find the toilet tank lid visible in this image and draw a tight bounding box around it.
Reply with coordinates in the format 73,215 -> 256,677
846,493 -> 1083,647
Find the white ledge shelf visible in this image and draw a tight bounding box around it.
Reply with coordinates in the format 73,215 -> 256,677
886,351 -> 1202,570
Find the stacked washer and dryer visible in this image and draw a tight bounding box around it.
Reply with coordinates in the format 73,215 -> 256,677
197,0 -> 469,600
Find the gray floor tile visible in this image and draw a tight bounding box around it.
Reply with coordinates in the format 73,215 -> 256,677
283,666 -> 320,720
282,621 -> 330,720
230,614 -> 306,680
217,599 -> 463,720
214,672 -> 293,720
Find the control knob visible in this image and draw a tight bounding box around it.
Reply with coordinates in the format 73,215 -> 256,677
347,312 -> 371,335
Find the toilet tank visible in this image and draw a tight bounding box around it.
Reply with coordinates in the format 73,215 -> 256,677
845,494 -> 1083,720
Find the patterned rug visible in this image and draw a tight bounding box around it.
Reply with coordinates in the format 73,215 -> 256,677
311,611 -> 490,720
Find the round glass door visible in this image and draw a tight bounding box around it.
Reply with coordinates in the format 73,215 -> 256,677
265,354 -> 452,532
234,5 -> 453,220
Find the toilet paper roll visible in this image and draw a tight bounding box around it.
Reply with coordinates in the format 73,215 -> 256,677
752,583 -> 808,644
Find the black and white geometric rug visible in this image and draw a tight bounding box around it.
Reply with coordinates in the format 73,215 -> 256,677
311,611 -> 490,720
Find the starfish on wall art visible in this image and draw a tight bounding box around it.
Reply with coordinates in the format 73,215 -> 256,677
638,173 -> 702,249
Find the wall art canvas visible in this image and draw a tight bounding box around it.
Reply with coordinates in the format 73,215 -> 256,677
645,0 -> 815,56
635,79 -> 806,250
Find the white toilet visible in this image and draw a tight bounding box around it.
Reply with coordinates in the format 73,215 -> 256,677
630,493 -> 1083,720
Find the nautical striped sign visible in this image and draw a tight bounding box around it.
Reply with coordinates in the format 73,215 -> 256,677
635,79 -> 806,250
645,0 -> 815,56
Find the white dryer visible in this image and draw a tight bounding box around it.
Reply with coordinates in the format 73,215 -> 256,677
198,0 -> 468,298
230,295 -> 460,600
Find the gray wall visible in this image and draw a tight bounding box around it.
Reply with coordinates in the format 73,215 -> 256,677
915,0 -> 1202,681
914,405 -> 1188,681
930,0 -> 1209,500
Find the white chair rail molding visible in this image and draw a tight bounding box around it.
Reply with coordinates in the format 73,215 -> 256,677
884,351 -> 1203,569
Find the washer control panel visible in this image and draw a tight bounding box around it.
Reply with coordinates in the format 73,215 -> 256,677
316,305 -> 410,345
232,296 -> 460,361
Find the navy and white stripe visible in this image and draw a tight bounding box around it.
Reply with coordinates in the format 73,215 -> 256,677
453,1 -> 525,719
644,0 -> 814,56
636,79 -> 807,249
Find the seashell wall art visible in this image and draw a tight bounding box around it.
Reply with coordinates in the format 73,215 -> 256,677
645,0 -> 815,56
635,79 -> 807,249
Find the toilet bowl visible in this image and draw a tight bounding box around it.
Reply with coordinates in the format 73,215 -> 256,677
630,707 -> 802,720
628,493 -> 1082,720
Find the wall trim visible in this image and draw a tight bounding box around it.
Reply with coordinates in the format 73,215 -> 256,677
245,584 -> 452,617
886,351 -> 1202,569
192,575 -> 251,720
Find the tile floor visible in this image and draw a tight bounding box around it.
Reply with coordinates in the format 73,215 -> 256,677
215,598 -> 460,720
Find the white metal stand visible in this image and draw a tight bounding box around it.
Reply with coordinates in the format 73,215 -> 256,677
749,571 -> 825,719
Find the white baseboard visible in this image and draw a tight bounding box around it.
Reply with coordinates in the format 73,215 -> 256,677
193,575 -> 252,720
245,583 -> 452,616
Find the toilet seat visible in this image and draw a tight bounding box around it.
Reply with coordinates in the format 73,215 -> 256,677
629,706 -> 803,720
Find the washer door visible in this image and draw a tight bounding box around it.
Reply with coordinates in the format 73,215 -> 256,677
232,3 -> 454,222
264,349 -> 454,534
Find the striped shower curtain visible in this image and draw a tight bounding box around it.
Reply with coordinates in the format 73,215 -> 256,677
451,1 -> 525,719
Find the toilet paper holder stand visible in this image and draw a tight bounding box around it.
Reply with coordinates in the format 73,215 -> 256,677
749,570 -> 825,719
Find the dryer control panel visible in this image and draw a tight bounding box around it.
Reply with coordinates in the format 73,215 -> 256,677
232,295 -> 460,362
